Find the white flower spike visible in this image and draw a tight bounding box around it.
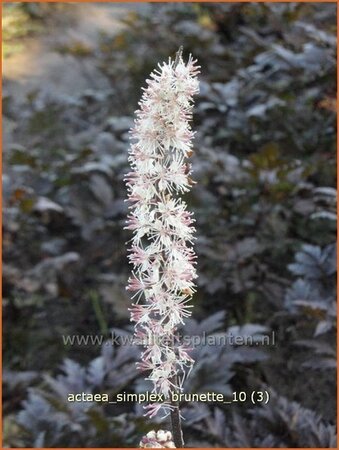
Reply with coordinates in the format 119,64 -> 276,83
125,51 -> 199,419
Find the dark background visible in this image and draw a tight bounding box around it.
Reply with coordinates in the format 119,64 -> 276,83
3,2 -> 337,448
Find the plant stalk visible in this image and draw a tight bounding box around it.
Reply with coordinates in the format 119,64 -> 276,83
174,46 -> 183,68
170,374 -> 184,448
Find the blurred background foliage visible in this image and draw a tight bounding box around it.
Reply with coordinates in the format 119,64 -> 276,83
3,2 -> 337,448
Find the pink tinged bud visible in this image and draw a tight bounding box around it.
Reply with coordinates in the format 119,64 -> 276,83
140,429 -> 176,448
